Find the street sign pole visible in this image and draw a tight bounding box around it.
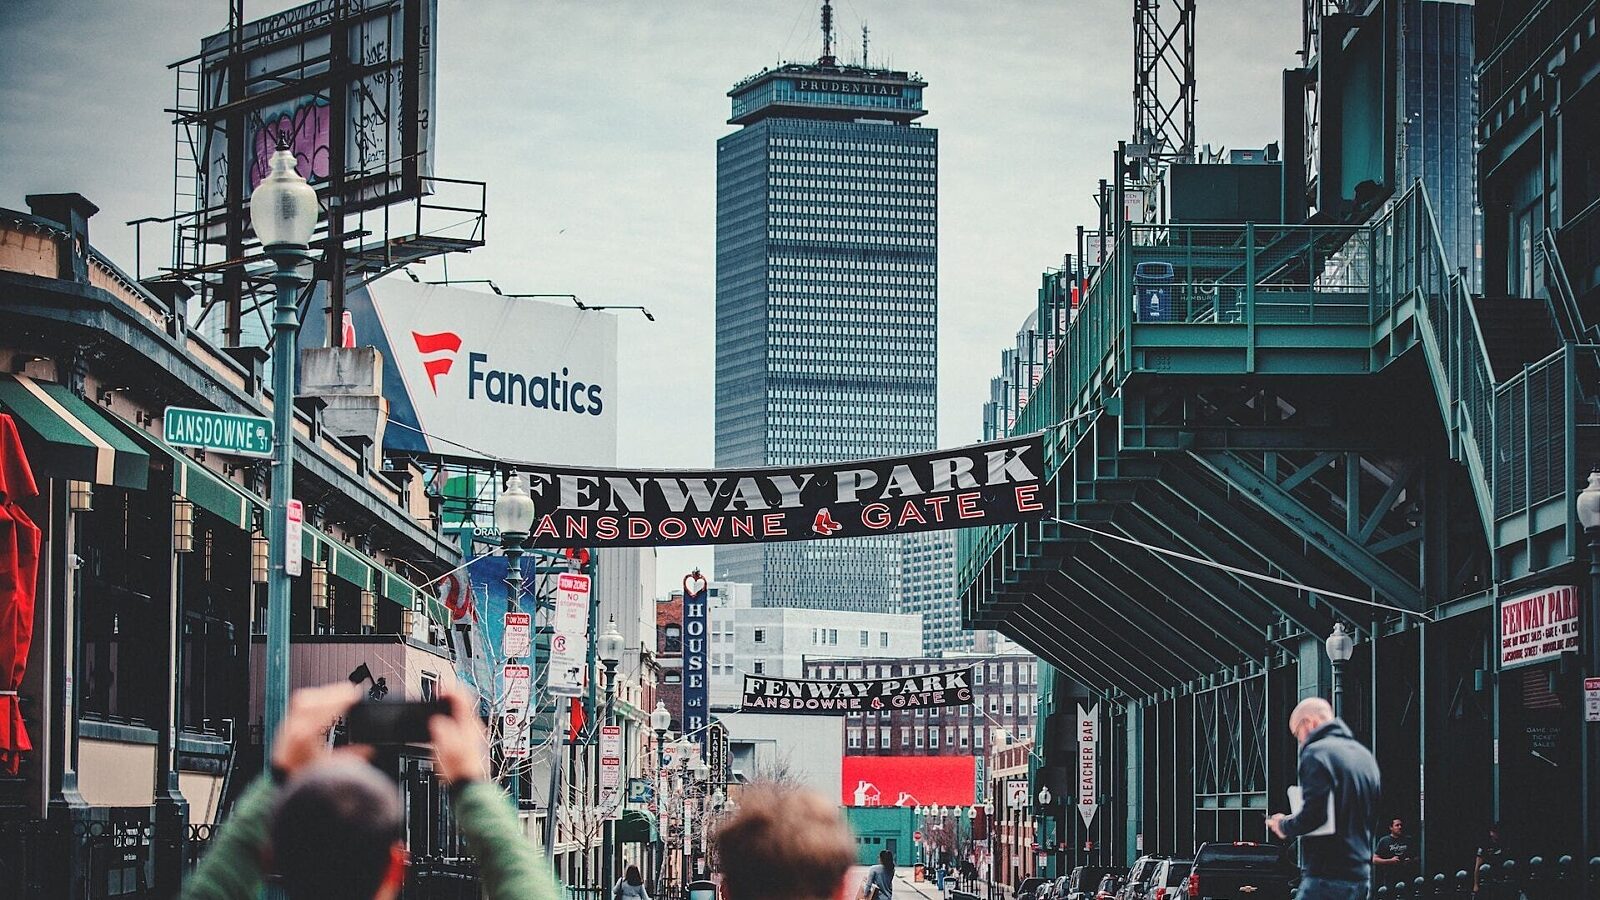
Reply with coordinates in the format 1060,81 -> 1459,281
262,248 -> 307,768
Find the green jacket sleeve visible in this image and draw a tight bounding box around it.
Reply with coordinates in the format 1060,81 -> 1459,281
180,775 -> 278,900
454,780 -> 561,900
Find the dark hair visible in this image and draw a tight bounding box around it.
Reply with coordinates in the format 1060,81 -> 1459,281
879,849 -> 895,877
626,865 -> 644,886
271,759 -> 404,900
715,783 -> 856,900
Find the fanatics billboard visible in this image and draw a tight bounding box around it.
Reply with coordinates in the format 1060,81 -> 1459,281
306,277 -> 620,467
503,435 -> 1044,548
740,666 -> 975,715
842,756 -> 978,808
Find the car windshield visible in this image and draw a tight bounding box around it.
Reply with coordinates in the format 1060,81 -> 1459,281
1163,864 -> 1192,885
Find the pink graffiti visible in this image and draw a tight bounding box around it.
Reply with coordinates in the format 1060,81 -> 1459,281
249,101 -> 332,190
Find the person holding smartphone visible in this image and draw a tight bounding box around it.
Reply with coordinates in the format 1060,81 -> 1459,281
182,680 -> 559,900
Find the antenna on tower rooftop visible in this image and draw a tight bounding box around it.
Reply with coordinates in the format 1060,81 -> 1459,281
862,22 -> 870,67
820,0 -> 836,66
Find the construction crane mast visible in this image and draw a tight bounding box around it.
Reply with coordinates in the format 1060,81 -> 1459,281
1132,0 -> 1196,165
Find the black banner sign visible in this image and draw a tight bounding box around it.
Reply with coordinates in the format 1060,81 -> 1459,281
517,434 -> 1045,548
740,667 -> 976,715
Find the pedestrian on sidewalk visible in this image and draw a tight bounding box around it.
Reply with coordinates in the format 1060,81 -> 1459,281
864,850 -> 897,900
1266,697 -> 1381,900
182,681 -> 559,900
713,783 -> 857,900
615,865 -> 652,900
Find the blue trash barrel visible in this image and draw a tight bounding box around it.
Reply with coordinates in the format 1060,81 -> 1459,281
1134,261 -> 1175,321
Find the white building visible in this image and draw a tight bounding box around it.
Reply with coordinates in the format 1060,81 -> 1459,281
720,712 -> 844,800
669,581 -> 924,707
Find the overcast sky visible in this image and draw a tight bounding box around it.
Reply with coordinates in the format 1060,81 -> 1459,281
1,0 -> 1299,591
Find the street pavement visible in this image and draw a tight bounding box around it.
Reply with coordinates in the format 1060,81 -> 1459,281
896,872 -> 948,900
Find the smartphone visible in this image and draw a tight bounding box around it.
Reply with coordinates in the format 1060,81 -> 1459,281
346,699 -> 450,745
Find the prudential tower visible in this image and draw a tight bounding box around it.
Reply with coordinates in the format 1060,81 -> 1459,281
714,3 -> 938,613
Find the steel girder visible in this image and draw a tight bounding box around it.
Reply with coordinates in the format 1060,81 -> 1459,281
1129,477 -> 1335,638
1190,450 -> 1425,610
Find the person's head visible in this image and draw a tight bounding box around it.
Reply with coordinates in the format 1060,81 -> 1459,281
1487,822 -> 1501,842
270,757 -> 406,900
626,865 -> 644,886
879,850 -> 895,872
714,783 -> 857,900
1390,818 -> 1405,837
1288,697 -> 1334,745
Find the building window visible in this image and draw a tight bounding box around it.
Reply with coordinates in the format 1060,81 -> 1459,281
848,729 -> 861,749
929,729 -> 940,749
860,630 -> 869,647
901,727 -> 911,748
915,729 -> 925,748
916,708 -> 925,718
960,729 -> 970,748
975,729 -> 984,749
754,628 -> 766,643
866,730 -> 877,748
974,667 -> 985,685
1003,664 -> 1012,684
881,727 -> 891,746
827,628 -> 838,645
665,672 -> 682,684
1004,696 -> 1014,716
880,631 -> 889,647
664,624 -> 682,654
753,660 -> 766,675
420,672 -> 438,702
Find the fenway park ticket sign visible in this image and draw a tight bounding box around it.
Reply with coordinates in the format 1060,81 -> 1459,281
741,667 -> 976,715
514,434 -> 1044,548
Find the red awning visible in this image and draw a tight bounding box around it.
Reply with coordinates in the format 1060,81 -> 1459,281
0,412 -> 41,772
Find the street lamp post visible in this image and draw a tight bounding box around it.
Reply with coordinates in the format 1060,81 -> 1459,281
494,473 -> 534,799
598,617 -> 624,893
1575,470 -> 1600,881
689,756 -> 709,880
650,703 -> 671,890
252,143 -> 319,755
1325,623 -> 1355,719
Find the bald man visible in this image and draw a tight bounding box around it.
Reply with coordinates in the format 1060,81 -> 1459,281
1266,697 -> 1381,900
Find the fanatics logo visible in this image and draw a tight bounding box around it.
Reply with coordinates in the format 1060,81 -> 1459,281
412,331 -> 463,394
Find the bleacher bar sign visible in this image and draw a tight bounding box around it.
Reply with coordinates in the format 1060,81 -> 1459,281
1499,585 -> 1579,669
507,435 -> 1045,548
740,666 -> 975,715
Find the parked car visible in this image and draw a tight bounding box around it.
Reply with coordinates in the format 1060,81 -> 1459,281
1034,881 -> 1056,900
1186,842 -> 1296,899
1140,858 -> 1193,900
1064,866 -> 1119,900
1016,876 -> 1049,900
1092,872 -> 1125,900
1115,856 -> 1166,900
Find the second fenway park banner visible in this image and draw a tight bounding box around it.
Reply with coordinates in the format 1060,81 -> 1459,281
740,667 -> 976,715
512,434 -> 1044,548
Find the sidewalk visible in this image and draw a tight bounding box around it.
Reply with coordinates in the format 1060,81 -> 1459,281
896,873 -> 945,900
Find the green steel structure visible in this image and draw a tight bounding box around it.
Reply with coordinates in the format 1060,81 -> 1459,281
961,183 -> 1599,872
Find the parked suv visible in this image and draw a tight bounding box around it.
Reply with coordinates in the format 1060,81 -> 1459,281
1092,872 -> 1125,900
1064,866 -> 1119,900
1186,842 -> 1296,899
1141,859 -> 1193,900
1115,857 -> 1165,900
1016,876 -> 1050,900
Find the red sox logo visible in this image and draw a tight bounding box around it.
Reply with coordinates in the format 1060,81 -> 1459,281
412,331 -> 463,394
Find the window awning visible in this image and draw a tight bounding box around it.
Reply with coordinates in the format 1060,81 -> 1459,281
619,809 -> 659,844
0,374 -> 147,489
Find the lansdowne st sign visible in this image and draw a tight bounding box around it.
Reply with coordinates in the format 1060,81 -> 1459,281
163,406 -> 273,458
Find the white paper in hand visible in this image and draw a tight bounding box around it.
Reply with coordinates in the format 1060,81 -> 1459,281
1286,785 -> 1337,837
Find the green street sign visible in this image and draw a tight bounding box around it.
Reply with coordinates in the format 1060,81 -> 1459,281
164,406 -> 273,458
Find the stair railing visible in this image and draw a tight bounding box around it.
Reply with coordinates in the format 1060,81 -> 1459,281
1538,228 -> 1589,343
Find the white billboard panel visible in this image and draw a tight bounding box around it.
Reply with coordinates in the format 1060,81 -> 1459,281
366,278 -> 619,466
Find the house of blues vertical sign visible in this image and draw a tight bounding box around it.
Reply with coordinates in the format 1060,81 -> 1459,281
683,571 -> 710,751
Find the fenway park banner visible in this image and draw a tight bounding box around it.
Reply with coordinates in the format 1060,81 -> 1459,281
740,667 -> 975,715
514,434 -> 1044,548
